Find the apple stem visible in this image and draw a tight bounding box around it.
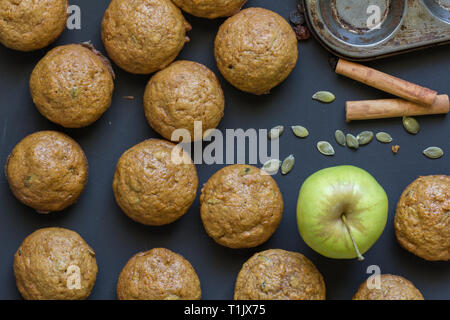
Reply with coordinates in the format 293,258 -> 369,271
341,215 -> 365,261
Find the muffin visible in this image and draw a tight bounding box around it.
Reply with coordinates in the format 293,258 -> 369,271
117,248 -> 201,300
353,274 -> 424,300
14,228 -> 98,300
234,249 -> 325,300
0,0 -> 68,51
214,7 -> 298,95
394,175 -> 449,261
101,0 -> 191,74
29,43 -> 114,128
144,60 -> 225,142
172,0 -> 247,19
113,139 -> 198,226
5,131 -> 88,213
200,164 -> 283,248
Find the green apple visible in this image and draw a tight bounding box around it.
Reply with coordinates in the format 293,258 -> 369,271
297,165 -> 388,260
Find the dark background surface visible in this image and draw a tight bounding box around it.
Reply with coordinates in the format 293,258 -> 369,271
0,0 -> 448,300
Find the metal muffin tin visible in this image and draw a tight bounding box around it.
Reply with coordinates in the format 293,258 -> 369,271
304,0 -> 450,60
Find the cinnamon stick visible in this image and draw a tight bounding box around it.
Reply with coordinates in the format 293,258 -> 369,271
346,94 -> 449,122
336,59 -> 438,107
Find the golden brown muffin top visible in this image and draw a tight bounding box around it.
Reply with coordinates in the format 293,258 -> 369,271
200,164 -> 283,248
5,131 -> 88,213
394,175 -> 449,261
30,44 -> 114,128
234,249 -> 326,300
101,0 -> 190,74
144,60 -> 225,142
113,139 -> 198,226
214,7 -> 298,95
172,0 -> 246,19
353,274 -> 424,300
0,0 -> 68,51
117,248 -> 201,300
14,227 -> 98,300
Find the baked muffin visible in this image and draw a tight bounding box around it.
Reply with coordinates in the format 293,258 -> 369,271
144,60 -> 225,142
0,0 -> 68,51
353,274 -> 424,300
172,0 -> 247,19
101,0 -> 191,74
14,228 -> 98,300
200,164 -> 283,248
117,248 -> 201,300
214,7 -> 298,95
234,249 -> 326,300
394,175 -> 449,261
29,44 -> 114,128
113,139 -> 198,226
5,131 -> 88,213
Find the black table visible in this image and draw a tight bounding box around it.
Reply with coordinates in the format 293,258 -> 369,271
0,0 -> 448,300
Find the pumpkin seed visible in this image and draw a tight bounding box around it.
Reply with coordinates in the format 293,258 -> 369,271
376,132 -> 393,143
240,167 -> 251,176
260,281 -> 267,291
70,87 -> 78,98
291,125 -> 309,138
207,198 -> 222,205
24,175 -> 33,187
346,134 -> 359,149
262,159 -> 281,175
402,116 -> 420,134
281,155 -> 295,175
268,126 -> 284,140
335,130 -> 346,146
423,147 -> 443,159
357,131 -> 374,145
312,91 -> 335,103
317,141 -> 335,156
